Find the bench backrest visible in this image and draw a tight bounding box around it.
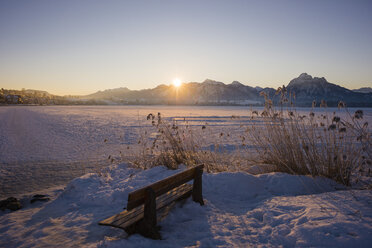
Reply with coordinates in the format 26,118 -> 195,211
127,164 -> 204,210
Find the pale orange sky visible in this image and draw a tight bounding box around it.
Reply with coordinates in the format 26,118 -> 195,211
1,0 -> 371,95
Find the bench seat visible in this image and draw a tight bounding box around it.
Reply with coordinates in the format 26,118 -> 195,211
99,183 -> 193,229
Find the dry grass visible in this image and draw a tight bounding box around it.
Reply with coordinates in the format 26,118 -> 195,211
113,90 -> 371,186
245,90 -> 371,186
123,113 -> 250,172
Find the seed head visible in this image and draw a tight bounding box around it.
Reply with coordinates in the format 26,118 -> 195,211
332,116 -> 340,123
354,110 -> 363,119
338,101 -> 345,109
328,124 -> 336,130
339,127 -> 346,133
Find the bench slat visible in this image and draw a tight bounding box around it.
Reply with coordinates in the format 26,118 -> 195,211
127,164 -> 203,210
98,204 -> 143,227
99,183 -> 193,229
99,185 -> 183,226
113,183 -> 192,228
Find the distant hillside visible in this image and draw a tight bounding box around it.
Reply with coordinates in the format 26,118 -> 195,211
80,79 -> 265,105
353,87 -> 372,94
80,74 -> 372,107
84,87 -> 130,99
0,88 -> 107,105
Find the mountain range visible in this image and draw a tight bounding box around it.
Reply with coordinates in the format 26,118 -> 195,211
81,73 -> 372,107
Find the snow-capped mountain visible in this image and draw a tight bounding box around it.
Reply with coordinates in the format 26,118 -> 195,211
81,73 -> 372,107
286,73 -> 372,106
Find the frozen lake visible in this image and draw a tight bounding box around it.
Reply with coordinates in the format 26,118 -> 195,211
1,105 -> 371,197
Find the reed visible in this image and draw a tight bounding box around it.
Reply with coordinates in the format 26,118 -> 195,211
245,89 -> 371,186
115,89 -> 371,186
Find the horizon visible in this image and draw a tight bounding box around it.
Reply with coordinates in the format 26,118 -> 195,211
2,72 -> 372,96
1,0 -> 372,95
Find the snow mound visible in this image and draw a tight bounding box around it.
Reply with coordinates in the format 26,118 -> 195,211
1,164 -> 371,247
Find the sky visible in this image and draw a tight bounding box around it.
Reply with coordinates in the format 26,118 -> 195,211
0,0 -> 372,95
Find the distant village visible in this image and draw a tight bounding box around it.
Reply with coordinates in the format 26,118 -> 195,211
0,88 -> 102,105
1,88 -> 67,105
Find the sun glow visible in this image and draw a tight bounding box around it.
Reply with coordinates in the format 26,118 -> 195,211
173,78 -> 182,87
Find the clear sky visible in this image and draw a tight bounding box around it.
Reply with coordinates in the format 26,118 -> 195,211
1,0 -> 372,95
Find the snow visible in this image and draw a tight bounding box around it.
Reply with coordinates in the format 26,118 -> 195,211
0,105 -> 257,196
1,164 -> 372,247
0,105 -> 291,197
1,105 -> 372,247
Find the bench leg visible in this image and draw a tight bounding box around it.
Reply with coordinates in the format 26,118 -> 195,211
192,167 -> 204,206
140,187 -> 161,239
144,187 -> 157,227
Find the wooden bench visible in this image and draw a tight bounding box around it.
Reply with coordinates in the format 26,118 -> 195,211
99,164 -> 204,239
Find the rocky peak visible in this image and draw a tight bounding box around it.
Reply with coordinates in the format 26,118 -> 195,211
288,73 -> 329,87
298,73 -> 313,80
230,81 -> 244,86
202,79 -> 225,86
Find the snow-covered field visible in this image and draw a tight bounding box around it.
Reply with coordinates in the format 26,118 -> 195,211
1,105 -> 372,247
0,105 -> 266,197
1,164 -> 372,247
1,105 -> 371,197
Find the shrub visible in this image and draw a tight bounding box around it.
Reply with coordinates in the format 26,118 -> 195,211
124,113 -> 249,172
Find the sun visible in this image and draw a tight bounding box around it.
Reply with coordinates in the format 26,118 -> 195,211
173,78 -> 182,87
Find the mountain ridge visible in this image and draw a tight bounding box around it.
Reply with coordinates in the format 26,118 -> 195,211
79,73 -> 372,107
2,74 -> 372,106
